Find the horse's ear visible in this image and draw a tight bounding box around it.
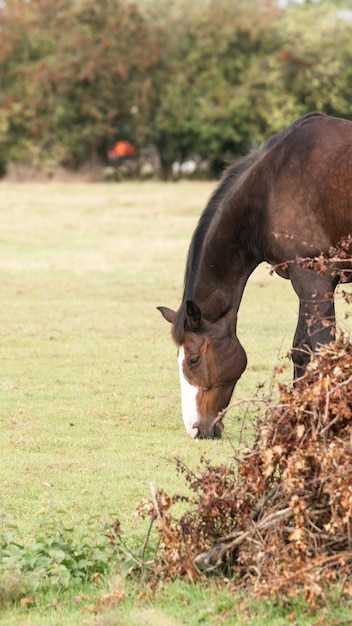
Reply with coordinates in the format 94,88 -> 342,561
185,300 -> 202,331
157,306 -> 177,324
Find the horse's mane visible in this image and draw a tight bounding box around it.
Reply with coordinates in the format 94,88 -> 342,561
172,112 -> 326,344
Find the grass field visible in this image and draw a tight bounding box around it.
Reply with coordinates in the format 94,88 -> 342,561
0,181 -> 351,625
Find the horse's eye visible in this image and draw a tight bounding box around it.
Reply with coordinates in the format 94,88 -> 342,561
188,355 -> 201,368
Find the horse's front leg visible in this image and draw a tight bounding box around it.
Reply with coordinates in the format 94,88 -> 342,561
291,302 -> 314,379
289,268 -> 337,379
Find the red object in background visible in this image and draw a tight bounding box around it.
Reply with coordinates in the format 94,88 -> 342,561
108,140 -> 136,161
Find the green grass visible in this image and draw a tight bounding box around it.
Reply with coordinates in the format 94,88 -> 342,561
0,181 -> 351,625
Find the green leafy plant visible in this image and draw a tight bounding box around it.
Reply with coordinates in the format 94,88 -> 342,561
0,515 -> 119,601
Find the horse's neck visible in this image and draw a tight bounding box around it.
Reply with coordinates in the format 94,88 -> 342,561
193,264 -> 254,322
191,198 -> 258,320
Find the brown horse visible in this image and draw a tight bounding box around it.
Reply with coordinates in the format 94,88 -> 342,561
158,112 -> 352,439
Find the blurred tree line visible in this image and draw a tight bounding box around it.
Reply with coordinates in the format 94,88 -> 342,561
0,0 -> 352,179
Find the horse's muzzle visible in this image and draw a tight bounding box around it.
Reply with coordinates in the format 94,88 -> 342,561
192,420 -> 223,439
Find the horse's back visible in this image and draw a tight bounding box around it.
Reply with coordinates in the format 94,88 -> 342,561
261,114 -> 352,262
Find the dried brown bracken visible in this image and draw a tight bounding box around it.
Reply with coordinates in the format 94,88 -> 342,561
137,332 -> 352,601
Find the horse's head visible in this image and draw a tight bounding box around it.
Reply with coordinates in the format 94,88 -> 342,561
158,300 -> 247,439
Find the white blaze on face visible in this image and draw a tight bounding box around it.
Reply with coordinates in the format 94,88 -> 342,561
177,346 -> 200,438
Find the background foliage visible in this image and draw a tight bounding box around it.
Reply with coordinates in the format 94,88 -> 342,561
0,0 -> 352,177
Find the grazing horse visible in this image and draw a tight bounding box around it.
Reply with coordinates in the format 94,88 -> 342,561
158,112 -> 352,439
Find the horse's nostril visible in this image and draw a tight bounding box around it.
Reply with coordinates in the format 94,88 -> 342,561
189,427 -> 199,439
192,421 -> 201,438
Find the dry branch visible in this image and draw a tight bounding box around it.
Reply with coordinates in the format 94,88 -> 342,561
137,333 -> 352,600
